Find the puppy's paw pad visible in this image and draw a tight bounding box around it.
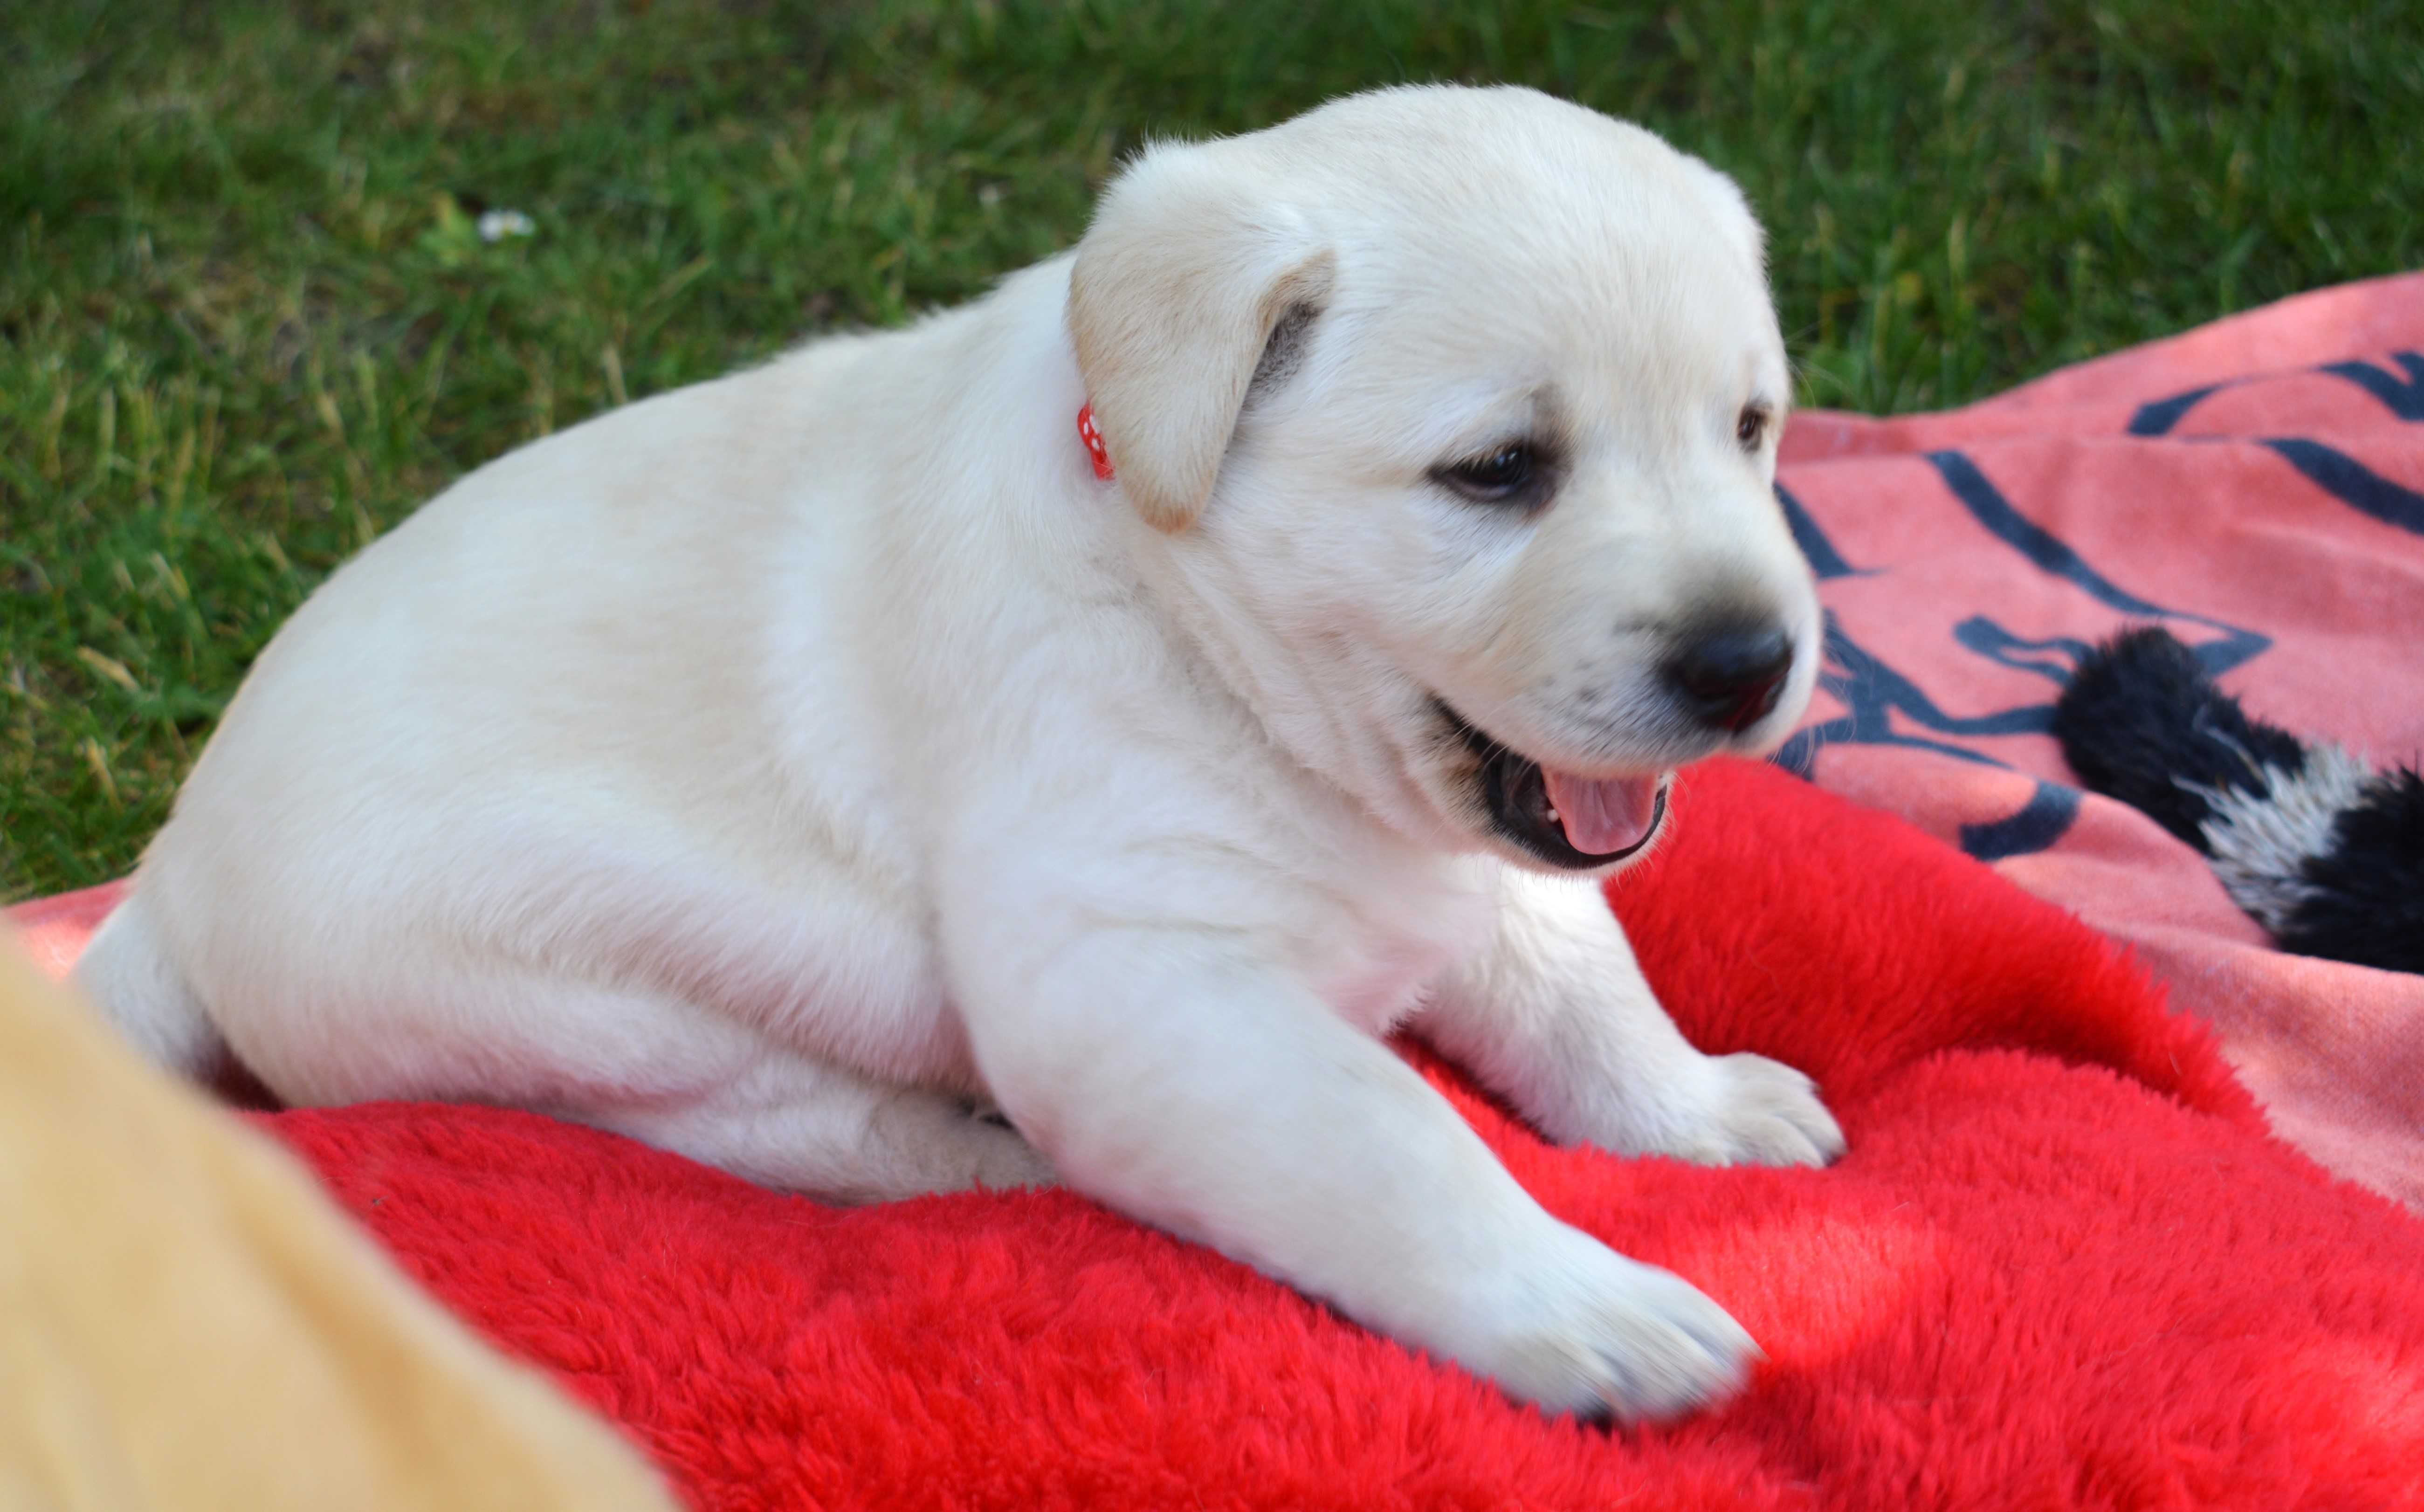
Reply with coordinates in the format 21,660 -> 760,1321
870,1094 -> 1058,1194
971,1125 -> 1059,1191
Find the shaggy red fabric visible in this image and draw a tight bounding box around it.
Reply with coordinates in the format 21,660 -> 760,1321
88,758 -> 2404,1508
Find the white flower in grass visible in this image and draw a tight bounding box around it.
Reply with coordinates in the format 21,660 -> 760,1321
477,208 -> 536,243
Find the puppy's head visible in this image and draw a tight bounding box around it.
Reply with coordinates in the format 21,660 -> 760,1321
1069,86 -> 1819,874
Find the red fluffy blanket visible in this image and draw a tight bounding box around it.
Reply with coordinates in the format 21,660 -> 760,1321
13,758 -> 2424,1509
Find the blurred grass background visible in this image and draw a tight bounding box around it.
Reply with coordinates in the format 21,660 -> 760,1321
4,0 -> 2421,898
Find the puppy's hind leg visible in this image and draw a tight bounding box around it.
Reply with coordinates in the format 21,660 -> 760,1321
224,959 -> 1056,1205
71,886 -> 229,1078
586,1046 -> 1057,1205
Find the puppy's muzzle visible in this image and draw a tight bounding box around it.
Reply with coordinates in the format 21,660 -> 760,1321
1663,622 -> 1794,734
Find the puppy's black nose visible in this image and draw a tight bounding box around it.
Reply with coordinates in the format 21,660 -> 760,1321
1664,625 -> 1794,734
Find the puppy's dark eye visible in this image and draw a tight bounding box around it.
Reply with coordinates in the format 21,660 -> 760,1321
1436,444 -> 1539,503
1735,404 -> 1770,452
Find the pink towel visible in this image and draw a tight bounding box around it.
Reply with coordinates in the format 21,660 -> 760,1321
1778,271 -> 2424,1208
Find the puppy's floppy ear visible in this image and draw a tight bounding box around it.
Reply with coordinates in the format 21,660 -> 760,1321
1067,143 -> 1335,532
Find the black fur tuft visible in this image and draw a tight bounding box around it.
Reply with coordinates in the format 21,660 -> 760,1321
2275,767 -> 2424,974
2051,626 -> 2306,854
2056,625 -> 2424,977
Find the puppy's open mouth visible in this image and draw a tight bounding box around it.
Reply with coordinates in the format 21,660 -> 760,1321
1436,701 -> 1669,870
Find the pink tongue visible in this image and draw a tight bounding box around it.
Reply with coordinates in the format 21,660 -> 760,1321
1541,770 -> 1661,855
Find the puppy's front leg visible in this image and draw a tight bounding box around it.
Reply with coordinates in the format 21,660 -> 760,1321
1419,867 -> 1843,1168
951,919 -> 1757,1422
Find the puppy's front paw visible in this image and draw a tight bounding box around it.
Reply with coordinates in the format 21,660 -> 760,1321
1467,1232 -> 1759,1423
1684,1052 -> 1844,1168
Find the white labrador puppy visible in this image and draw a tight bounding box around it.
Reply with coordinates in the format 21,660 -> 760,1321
76,84 -> 1840,1422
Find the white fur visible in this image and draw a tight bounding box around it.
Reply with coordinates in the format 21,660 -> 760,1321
76,86 -> 1839,1421
2194,743 -> 2376,935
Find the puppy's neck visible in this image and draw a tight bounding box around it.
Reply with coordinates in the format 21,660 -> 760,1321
1125,526 -> 1472,857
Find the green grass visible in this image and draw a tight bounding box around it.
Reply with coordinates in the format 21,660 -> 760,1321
4,0 -> 2420,900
